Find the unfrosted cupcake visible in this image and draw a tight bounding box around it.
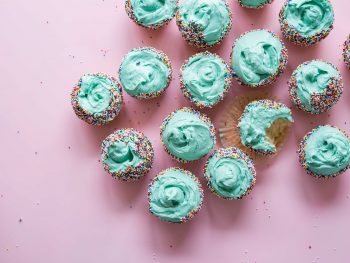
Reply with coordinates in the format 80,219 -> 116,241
238,0 -> 273,9
279,0 -> 334,46
238,100 -> 293,155
125,0 -> 178,29
204,147 -> 256,200
160,107 -> 216,163
119,47 -> 172,99
176,0 -> 232,48
101,128 -> 154,181
298,125 -> 350,179
289,60 -> 343,114
231,29 -> 288,88
148,167 -> 203,223
343,35 -> 350,69
179,52 -> 232,108
71,73 -> 123,125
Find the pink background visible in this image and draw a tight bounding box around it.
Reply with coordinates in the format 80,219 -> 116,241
1,0 -> 350,262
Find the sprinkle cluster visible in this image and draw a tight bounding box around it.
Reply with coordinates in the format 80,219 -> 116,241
279,0 -> 334,46
179,51 -> 232,108
298,125 -> 350,179
288,60 -> 343,114
175,1 -> 232,48
160,107 -> 217,163
71,73 -> 123,126
124,0 -> 178,30
118,47 -> 173,100
230,29 -> 288,88
342,35 -> 350,69
203,147 -> 257,200
237,0 -> 274,9
148,167 -> 204,224
101,128 -> 154,181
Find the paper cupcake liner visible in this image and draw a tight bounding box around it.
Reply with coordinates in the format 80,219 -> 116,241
218,92 -> 292,161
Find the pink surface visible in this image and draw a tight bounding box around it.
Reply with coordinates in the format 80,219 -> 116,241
1,0 -> 350,262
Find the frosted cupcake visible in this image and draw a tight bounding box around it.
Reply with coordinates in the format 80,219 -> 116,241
101,128 -> 154,181
204,147 -> 256,200
298,125 -> 350,178
289,60 -> 343,114
125,0 -> 178,29
231,29 -> 288,88
71,73 -> 123,125
238,0 -> 273,9
179,52 -> 232,108
119,47 -> 172,99
279,0 -> 334,46
343,35 -> 350,69
176,0 -> 232,48
160,107 -> 216,163
148,167 -> 203,223
238,100 -> 293,155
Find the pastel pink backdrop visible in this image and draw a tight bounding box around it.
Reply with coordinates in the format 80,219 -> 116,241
1,0 -> 350,262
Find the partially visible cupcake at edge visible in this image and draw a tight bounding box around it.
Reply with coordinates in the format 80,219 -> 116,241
279,0 -> 334,46
176,0 -> 232,48
231,29 -> 288,88
238,0 -> 273,9
343,35 -> 350,69
298,125 -> 350,179
179,51 -> 232,108
119,47 -> 172,99
71,73 -> 123,125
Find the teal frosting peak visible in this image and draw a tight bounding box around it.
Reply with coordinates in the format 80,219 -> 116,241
162,108 -> 215,161
179,0 -> 231,45
104,141 -> 143,173
182,52 -> 230,107
119,48 -> 171,97
78,75 -> 113,114
304,126 -> 350,177
239,100 -> 293,153
239,0 -> 272,8
130,0 -> 177,27
149,168 -> 203,222
294,60 -> 340,113
283,0 -> 334,37
231,30 -> 284,86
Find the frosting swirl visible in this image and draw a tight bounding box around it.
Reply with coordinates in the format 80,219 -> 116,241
149,168 -> 203,222
104,141 -> 143,172
206,156 -> 254,199
182,53 -> 229,106
130,0 -> 177,27
78,75 -> 113,114
239,100 -> 293,153
305,126 -> 350,177
119,48 -> 171,97
239,0 -> 272,8
231,30 -> 283,86
295,60 -> 340,113
179,0 -> 231,45
162,109 -> 215,161
283,0 -> 334,37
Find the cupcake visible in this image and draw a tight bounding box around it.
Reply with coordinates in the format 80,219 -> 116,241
119,47 -> 172,99
238,0 -> 273,9
298,125 -> 350,178
101,128 -> 154,181
231,29 -> 288,88
148,167 -> 203,223
279,0 -> 334,46
176,0 -> 232,48
71,73 -> 123,125
343,35 -> 350,69
204,147 -> 256,200
288,60 -> 343,114
179,51 -> 232,108
125,0 -> 178,29
238,100 -> 293,155
160,107 -> 216,163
